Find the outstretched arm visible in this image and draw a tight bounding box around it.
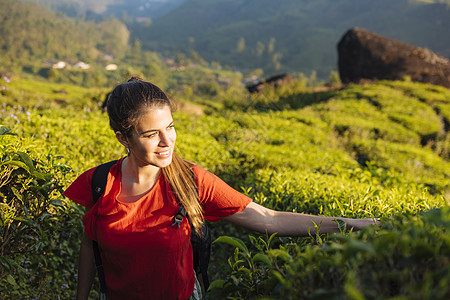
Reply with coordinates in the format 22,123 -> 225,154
224,202 -> 377,237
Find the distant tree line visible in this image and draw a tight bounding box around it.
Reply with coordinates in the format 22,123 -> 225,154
0,0 -> 129,68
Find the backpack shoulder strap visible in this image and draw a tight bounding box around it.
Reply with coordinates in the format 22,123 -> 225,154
91,160 -> 118,203
90,160 -> 117,295
169,169 -> 211,291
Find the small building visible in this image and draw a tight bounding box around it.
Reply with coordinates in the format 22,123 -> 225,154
52,61 -> 67,69
74,62 -> 91,70
105,64 -> 118,71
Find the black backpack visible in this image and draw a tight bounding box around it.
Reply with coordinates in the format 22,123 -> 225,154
90,160 -> 211,295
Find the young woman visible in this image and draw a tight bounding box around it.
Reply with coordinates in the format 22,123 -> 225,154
64,77 -> 378,300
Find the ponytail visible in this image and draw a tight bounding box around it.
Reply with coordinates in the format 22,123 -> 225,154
162,153 -> 204,236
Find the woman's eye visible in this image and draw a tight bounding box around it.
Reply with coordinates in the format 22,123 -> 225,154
144,132 -> 157,138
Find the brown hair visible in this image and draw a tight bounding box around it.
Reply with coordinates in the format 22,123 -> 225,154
106,77 -> 204,234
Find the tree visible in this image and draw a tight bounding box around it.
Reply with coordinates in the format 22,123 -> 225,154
237,37 -> 246,53
308,71 -> 320,86
190,51 -> 203,64
272,52 -> 283,71
130,38 -> 142,63
267,37 -> 275,54
327,71 -> 341,87
256,41 -> 265,57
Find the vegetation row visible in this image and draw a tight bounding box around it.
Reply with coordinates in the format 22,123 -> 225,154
0,75 -> 449,299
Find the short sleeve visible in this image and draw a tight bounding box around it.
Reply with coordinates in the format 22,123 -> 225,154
193,165 -> 252,222
63,167 -> 96,208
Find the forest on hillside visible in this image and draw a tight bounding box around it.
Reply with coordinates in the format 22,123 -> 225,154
0,0 -> 247,91
0,0 -> 129,61
14,0 -> 450,78
135,0 -> 450,76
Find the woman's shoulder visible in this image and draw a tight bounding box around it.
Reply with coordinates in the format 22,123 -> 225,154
191,163 -> 205,173
191,163 -> 211,180
191,163 -> 228,188
63,158 -> 123,207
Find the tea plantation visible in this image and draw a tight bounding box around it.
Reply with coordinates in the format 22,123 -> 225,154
1,76 -> 449,299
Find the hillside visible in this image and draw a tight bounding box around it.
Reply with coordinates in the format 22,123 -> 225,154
9,0 -> 450,81
1,75 -> 449,298
1,0 -> 251,92
139,0 -> 450,77
24,0 -> 186,19
0,0 -> 129,67
23,0 -> 117,15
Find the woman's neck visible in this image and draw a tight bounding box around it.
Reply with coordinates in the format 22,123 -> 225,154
118,156 -> 161,203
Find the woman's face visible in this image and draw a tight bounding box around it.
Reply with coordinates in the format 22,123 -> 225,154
125,105 -> 176,169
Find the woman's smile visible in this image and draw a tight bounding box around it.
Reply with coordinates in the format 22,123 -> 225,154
156,149 -> 171,157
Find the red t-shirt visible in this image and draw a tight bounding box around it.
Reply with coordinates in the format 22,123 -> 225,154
64,158 -> 251,300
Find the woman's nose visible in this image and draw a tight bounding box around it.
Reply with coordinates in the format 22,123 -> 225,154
158,131 -> 172,147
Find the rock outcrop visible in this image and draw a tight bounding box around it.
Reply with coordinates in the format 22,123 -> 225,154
246,73 -> 292,93
337,28 -> 450,88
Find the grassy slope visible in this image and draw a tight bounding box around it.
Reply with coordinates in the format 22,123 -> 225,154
1,75 -> 449,298
2,75 -> 448,200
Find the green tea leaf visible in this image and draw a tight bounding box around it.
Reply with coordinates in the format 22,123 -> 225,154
17,151 -> 35,172
12,216 -> 34,226
268,249 -> 291,261
0,126 -> 16,136
335,218 -> 347,232
214,236 -> 250,255
208,279 -> 224,291
6,274 -> 17,286
344,240 -> 376,256
10,187 -> 22,201
253,253 -> 272,266
50,200 -> 63,207
3,160 -> 30,173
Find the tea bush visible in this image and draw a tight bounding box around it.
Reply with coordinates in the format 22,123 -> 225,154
0,77 -> 449,299
351,139 -> 449,194
1,107 -> 123,173
210,207 -> 450,299
316,98 -> 421,144
0,126 -> 83,299
350,84 -> 442,137
240,167 -> 446,217
1,76 -> 107,110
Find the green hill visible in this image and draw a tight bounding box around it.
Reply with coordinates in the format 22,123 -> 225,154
0,0 -> 129,69
0,0 -> 249,90
6,0 -> 450,82
138,0 -> 450,77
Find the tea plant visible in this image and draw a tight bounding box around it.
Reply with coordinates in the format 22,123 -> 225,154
1,77 -> 449,299
0,126 -> 83,299
210,207 -> 450,299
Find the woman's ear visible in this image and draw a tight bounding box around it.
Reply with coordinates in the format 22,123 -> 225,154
115,131 -> 129,148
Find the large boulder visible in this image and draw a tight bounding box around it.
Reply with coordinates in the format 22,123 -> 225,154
337,27 -> 450,88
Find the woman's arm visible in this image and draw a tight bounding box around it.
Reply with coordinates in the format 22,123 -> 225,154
224,202 -> 378,237
76,232 -> 96,299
